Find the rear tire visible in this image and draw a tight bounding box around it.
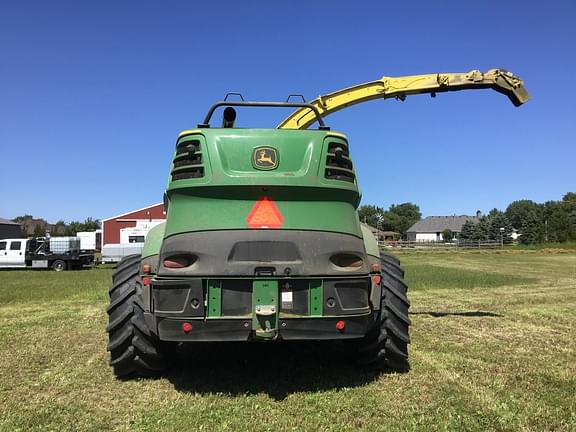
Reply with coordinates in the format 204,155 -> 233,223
353,253 -> 410,372
106,255 -> 166,378
52,260 -> 66,272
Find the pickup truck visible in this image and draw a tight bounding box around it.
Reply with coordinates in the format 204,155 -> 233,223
0,237 -> 94,271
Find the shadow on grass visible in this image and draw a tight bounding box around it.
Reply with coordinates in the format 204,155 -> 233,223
165,341 -> 384,400
410,310 -> 503,318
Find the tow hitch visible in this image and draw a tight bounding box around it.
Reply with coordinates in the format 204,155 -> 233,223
252,280 -> 278,339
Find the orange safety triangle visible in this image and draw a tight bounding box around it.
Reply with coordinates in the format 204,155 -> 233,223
246,197 -> 284,228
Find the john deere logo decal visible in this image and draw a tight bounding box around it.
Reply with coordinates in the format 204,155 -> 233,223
253,146 -> 278,170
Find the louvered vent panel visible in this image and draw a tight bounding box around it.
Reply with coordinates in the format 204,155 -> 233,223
171,139 -> 205,181
325,142 -> 355,183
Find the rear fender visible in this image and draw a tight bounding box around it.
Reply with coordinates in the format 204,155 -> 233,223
141,223 -> 165,317
142,222 -> 166,263
141,222 -> 165,274
360,223 -> 380,258
360,223 -> 383,310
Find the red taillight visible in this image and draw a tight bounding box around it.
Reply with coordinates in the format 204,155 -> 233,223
142,276 -> 151,286
163,255 -> 196,269
336,320 -> 346,331
371,275 -> 382,285
182,322 -> 193,333
164,259 -> 187,269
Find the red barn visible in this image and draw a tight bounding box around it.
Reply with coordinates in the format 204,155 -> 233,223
102,203 -> 166,246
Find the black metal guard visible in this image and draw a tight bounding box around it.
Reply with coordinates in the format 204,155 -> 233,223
285,94 -> 306,103
198,101 -> 329,130
224,92 -> 245,101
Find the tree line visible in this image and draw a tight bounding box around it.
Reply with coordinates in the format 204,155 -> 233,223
501,192 -> 576,244
11,215 -> 101,237
359,192 -> 576,244
459,209 -> 514,243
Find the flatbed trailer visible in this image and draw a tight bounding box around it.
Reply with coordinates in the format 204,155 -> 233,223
25,252 -> 94,270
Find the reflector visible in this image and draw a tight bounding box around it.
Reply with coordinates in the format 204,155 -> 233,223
246,197 -> 284,228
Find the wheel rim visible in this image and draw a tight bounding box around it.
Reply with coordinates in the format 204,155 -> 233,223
54,261 -> 65,271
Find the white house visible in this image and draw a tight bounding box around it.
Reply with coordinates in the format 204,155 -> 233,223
406,215 -> 480,242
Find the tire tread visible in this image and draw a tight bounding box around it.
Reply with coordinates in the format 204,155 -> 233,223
107,255 -> 166,378
353,255 -> 410,372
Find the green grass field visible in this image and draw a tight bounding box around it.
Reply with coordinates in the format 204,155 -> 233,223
0,251 -> 575,431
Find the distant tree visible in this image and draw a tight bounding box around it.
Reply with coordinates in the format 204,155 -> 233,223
543,202 -> 574,242
380,211 -> 402,232
519,210 -> 542,244
474,217 -> 491,241
562,192 -> 576,240
33,224 -> 46,237
460,213 -> 510,242
52,220 -> 67,236
563,192 -> 576,203
64,221 -> 82,236
459,220 -> 477,241
358,203 -> 420,239
81,217 -> 101,231
442,229 -> 453,242
549,209 -> 572,242
358,205 -> 385,228
486,210 -> 513,243
540,195 -> 576,242
387,203 -> 421,236
505,200 -> 542,230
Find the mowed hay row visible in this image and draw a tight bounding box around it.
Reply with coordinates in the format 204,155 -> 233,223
0,252 -> 574,431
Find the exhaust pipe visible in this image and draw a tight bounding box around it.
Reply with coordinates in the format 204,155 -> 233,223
221,107 -> 237,128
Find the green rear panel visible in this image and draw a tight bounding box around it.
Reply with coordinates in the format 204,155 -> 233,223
309,280 -> 323,317
164,129 -> 363,239
207,280 -> 222,318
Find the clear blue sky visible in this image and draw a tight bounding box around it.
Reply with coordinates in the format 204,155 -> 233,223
1,1 -> 574,223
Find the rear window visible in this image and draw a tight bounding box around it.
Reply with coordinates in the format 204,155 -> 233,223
10,241 -> 22,251
0,241 -> 6,251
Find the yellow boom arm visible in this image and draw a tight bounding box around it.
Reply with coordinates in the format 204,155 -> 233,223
277,69 -> 529,130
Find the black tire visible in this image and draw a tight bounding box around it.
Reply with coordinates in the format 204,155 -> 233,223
112,254 -> 140,283
52,260 -> 66,272
380,252 -> 404,278
106,255 -> 166,378
353,254 -> 410,372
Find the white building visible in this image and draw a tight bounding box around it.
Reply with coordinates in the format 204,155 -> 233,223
406,215 -> 480,242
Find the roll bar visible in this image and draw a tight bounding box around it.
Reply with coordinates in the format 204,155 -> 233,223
198,101 -> 330,129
